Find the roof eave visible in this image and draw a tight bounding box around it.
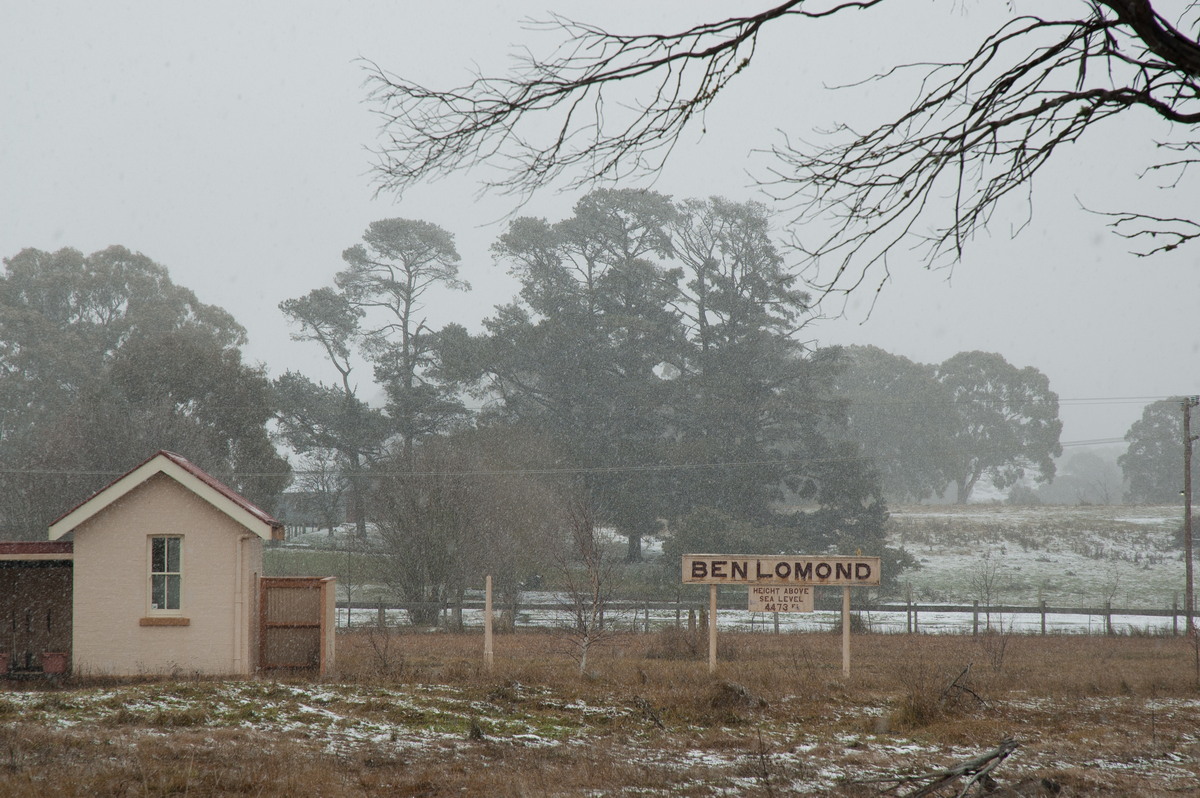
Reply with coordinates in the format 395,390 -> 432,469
48,452 -> 282,541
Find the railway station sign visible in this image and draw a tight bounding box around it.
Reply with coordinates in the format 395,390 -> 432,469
682,554 -> 881,586
748,584 -> 813,612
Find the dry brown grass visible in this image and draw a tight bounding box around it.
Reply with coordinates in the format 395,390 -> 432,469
1,629 -> 1198,796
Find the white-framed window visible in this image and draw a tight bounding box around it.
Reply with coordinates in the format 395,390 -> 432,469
149,536 -> 182,612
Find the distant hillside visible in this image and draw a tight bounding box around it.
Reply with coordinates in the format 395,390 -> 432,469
889,504 -> 1184,609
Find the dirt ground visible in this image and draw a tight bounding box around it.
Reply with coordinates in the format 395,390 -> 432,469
0,630 -> 1197,796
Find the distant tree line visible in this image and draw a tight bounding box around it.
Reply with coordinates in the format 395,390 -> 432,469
275,190 -> 896,620
828,345 -> 1063,504
1,193 -> 1183,617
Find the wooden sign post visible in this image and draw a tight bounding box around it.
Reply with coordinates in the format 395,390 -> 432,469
682,554 -> 881,676
484,575 -> 494,670
842,586 -> 851,677
708,585 -> 717,673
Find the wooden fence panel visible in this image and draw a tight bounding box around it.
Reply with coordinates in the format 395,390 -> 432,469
260,577 -> 335,674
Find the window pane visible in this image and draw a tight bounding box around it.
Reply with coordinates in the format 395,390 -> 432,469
152,574 -> 165,609
152,538 -> 166,573
150,537 -> 182,611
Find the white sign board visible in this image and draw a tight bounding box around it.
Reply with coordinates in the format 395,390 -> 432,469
683,554 -> 881,586
748,584 -> 813,613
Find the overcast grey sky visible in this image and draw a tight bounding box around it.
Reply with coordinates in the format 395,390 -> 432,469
3,1 -> 1198,450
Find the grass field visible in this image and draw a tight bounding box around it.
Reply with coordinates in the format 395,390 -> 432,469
268,505 -> 1191,627
3,629 -> 1198,796
889,505 -> 1184,609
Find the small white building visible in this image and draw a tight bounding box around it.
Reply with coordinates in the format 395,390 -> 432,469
43,450 -> 332,677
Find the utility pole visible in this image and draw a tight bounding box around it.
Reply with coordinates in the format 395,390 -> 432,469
1185,397 -> 1199,636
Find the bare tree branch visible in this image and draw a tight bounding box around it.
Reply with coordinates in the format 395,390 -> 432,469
364,2 -> 885,198
1101,206 -> 1200,253
772,5 -> 1200,296
365,2 -> 1200,296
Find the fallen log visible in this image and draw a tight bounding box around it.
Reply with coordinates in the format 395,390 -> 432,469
854,738 -> 1019,797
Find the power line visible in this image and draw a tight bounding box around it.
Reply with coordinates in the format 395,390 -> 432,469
0,453 -> 875,480
1057,396 -> 1174,405
0,434 -> 1134,481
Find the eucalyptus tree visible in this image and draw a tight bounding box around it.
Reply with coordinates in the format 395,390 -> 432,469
830,345 -> 956,503
1120,397 -> 1197,504
668,196 -> 831,521
277,287 -> 387,535
338,218 -> 472,464
273,370 -> 390,535
465,192 -> 892,562
0,245 -> 288,537
481,189 -> 684,560
280,218 -> 471,540
936,351 -> 1063,503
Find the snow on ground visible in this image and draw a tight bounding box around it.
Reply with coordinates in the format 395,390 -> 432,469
4,682 -> 1198,795
303,505 -> 1194,635
889,504 -> 1184,610
341,606 -> 1183,637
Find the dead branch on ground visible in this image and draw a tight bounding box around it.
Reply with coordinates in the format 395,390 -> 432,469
854,738 -> 1019,797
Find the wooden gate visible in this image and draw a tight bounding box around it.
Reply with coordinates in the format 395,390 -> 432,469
258,577 -> 335,675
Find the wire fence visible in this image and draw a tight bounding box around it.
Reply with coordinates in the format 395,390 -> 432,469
335,596 -> 1196,637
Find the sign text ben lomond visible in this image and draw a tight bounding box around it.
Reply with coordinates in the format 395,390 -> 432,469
683,555 -> 880,586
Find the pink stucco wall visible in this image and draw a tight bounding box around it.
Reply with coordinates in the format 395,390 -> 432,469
70,474 -> 262,676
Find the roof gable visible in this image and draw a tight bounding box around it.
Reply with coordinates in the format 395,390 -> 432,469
48,451 -> 283,541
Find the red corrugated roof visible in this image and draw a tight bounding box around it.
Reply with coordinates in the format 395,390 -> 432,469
156,451 -> 283,531
0,541 -> 73,556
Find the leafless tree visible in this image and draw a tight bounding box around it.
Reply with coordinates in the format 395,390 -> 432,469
365,2 -> 1200,299
969,550 -> 1008,632
371,427 -> 563,628
555,494 -> 622,675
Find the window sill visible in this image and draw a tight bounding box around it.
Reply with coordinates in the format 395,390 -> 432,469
139,616 -> 190,627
